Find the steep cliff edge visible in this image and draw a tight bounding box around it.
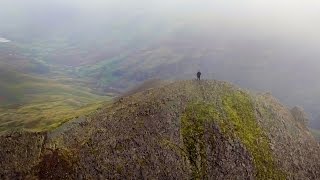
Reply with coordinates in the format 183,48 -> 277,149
1,80 -> 319,179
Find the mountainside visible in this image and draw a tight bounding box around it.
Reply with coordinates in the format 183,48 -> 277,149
1,80 -> 320,179
0,66 -> 110,133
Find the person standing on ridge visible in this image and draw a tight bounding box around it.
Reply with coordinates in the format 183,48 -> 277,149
197,71 -> 201,80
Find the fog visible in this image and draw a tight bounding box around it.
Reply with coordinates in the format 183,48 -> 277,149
1,0 -> 320,127
2,0 -> 320,40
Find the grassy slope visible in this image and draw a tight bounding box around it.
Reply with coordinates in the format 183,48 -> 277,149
0,67 -> 110,133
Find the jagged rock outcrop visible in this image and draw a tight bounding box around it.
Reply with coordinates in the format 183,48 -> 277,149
1,80 -> 320,179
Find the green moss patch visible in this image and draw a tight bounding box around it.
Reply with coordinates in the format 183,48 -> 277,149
181,103 -> 215,179
221,91 -> 285,179
181,88 -> 286,179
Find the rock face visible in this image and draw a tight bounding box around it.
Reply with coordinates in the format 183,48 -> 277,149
1,80 -> 320,179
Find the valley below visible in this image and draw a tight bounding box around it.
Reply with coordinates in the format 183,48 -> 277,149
0,48 -> 112,133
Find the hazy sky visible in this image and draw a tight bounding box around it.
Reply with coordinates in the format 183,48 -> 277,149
1,0 -> 320,30
1,0 -> 320,63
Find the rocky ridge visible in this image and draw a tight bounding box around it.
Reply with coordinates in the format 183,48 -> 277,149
1,80 -> 319,179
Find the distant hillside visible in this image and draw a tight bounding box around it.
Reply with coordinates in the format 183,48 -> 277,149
1,80 -> 319,179
311,129 -> 320,141
0,67 -> 110,133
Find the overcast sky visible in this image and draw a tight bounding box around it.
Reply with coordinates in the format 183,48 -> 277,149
1,0 -> 319,61
1,0 -> 320,34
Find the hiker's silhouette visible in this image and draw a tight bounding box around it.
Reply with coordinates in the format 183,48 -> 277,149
197,71 -> 201,80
